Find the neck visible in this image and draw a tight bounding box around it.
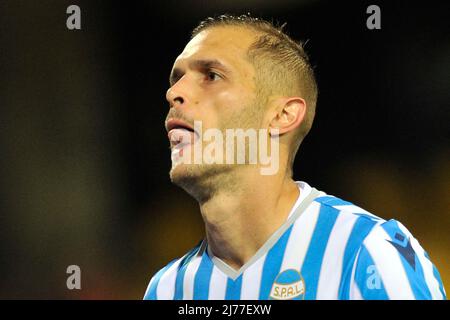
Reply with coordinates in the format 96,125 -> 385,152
199,168 -> 300,271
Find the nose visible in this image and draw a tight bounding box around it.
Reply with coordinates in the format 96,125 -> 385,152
166,78 -> 188,108
166,88 -> 184,107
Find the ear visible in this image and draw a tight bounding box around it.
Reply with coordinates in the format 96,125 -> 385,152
269,97 -> 306,136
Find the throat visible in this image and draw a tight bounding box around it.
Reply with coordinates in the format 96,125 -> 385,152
201,179 -> 300,272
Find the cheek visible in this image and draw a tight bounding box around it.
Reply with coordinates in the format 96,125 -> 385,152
218,89 -> 254,110
197,86 -> 257,129
214,87 -> 255,115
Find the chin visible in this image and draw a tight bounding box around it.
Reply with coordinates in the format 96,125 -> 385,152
169,163 -> 205,189
169,163 -> 231,202
169,163 -> 194,183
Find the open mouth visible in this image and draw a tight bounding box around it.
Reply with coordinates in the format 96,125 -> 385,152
166,119 -> 197,149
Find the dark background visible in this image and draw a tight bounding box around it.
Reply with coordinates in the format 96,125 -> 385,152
0,0 -> 448,299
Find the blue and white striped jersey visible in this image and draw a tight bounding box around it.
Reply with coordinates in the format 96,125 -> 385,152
144,181 -> 446,300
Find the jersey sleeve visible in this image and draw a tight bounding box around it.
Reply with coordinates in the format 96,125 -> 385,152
349,219 -> 446,300
143,259 -> 178,300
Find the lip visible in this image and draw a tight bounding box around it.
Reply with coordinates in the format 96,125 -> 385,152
165,118 -> 194,133
166,118 -> 198,149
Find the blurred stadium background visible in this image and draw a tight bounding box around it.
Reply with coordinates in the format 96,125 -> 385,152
0,0 -> 448,299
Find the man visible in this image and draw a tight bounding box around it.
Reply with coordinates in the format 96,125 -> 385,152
144,15 -> 446,300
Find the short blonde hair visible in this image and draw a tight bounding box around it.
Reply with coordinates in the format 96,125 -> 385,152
192,14 -> 318,171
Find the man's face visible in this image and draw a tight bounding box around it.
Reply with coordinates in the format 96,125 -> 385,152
165,26 -> 266,186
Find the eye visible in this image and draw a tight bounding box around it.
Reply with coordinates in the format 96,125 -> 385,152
205,70 -> 222,82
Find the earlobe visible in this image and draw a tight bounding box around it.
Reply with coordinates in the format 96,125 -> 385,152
269,97 -> 306,136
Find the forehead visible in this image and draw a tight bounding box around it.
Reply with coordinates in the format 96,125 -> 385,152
173,26 -> 257,72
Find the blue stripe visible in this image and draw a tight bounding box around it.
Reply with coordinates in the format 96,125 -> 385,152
354,244 -> 389,299
353,212 -> 381,220
259,225 -> 294,299
301,204 -> 339,299
225,276 -> 243,300
381,220 -> 432,299
338,216 -> 378,299
173,244 -> 202,300
315,196 -> 354,207
143,259 -> 178,300
433,269 -> 447,299
315,197 -> 381,221
193,252 -> 214,300
424,251 -> 447,299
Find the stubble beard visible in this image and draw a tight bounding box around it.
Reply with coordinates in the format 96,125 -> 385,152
170,161 -> 236,204
168,95 -> 265,203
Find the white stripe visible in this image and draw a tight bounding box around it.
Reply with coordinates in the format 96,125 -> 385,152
240,254 -> 267,299
396,222 -> 444,300
208,266 -> 228,300
156,258 -> 183,300
143,275 -> 155,299
280,201 -> 321,271
353,283 -> 364,300
183,254 -> 203,300
333,205 -> 380,219
364,226 -> 415,299
316,212 -> 358,299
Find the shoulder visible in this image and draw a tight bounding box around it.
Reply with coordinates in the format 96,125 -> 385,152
312,193 -> 385,254
351,218 -> 446,299
313,193 -> 383,222
143,241 -> 203,300
310,192 -> 445,300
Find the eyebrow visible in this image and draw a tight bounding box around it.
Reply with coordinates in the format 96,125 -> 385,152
169,59 -> 232,85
